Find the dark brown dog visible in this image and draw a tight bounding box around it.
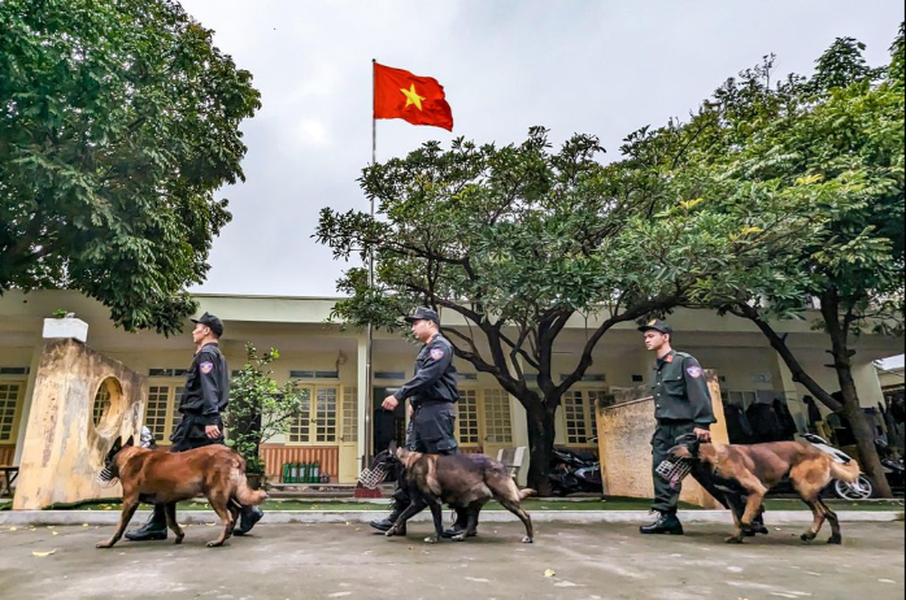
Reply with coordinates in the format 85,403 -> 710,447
96,437 -> 266,549
671,440 -> 861,544
386,446 -> 535,544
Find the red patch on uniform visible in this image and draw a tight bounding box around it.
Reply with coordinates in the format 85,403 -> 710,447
664,354 -> 674,363
429,348 -> 445,361
200,361 -> 214,374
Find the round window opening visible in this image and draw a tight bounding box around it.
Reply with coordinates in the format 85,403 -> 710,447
92,377 -> 123,433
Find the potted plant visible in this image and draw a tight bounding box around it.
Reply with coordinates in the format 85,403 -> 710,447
224,343 -> 307,489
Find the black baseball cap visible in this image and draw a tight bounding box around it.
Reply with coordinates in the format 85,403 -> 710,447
404,307 -> 440,326
191,312 -> 224,337
638,318 -> 672,335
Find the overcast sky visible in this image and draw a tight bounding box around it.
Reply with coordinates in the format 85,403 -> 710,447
179,0 -> 904,298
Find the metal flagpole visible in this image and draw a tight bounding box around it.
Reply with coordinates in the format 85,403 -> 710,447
363,59 -> 377,472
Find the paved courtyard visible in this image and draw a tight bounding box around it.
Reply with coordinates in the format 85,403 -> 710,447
0,521 -> 903,600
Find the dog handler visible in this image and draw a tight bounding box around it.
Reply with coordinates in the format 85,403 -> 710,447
370,307 -> 469,537
638,319 -> 766,536
126,312 -> 264,541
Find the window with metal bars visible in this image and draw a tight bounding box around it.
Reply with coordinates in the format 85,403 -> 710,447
563,389 -> 603,445
143,385 -> 185,443
483,389 -> 513,444
93,385 -> 111,427
0,383 -> 22,442
341,387 -> 358,442
288,386 -> 338,444
457,389 -> 480,445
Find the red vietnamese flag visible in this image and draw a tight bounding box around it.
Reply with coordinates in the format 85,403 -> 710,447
373,62 -> 453,131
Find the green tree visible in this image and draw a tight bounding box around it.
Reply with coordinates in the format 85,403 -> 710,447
630,28 -> 904,496
316,128 -> 808,493
224,344 -> 308,478
0,0 -> 261,335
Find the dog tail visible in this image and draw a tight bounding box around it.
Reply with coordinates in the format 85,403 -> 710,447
235,477 -> 268,506
230,455 -> 268,506
519,488 -> 537,501
829,459 -> 862,484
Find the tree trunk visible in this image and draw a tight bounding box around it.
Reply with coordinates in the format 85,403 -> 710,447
829,329 -> 893,498
525,404 -> 557,496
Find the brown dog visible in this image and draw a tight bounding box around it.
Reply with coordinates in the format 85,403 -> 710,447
386,446 -> 535,544
96,437 -> 266,549
671,440 -> 861,544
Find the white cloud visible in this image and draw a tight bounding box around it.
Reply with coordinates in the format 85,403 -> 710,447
180,0 -> 905,297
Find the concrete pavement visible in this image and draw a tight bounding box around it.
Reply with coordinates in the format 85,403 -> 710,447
0,521 -> 903,600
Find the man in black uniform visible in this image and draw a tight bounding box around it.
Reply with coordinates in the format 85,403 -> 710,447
369,307 -> 469,537
126,312 -> 263,541
638,319 -> 766,536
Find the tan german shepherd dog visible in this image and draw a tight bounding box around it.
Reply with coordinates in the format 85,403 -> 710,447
95,436 -> 266,549
386,445 -> 536,544
671,439 -> 861,544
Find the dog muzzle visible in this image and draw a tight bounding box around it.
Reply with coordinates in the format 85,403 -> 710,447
357,463 -> 390,490
655,458 -> 694,490
96,466 -> 119,487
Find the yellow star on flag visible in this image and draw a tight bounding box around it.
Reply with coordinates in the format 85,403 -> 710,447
400,84 -> 426,111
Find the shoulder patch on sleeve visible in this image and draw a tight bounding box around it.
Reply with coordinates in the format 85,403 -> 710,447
200,361 -> 215,374
429,347 -> 445,361
686,365 -> 703,378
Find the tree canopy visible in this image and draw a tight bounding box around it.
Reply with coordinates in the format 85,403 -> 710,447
0,0 -> 261,334
602,25 -> 905,495
317,26 -> 903,492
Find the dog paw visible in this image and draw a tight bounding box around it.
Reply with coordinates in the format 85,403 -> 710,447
174,536 -> 184,545
424,535 -> 439,544
724,535 -> 745,544
206,540 -> 224,548
800,532 -> 816,543
451,533 -> 467,542
95,541 -> 113,549
828,535 -> 842,545
522,536 -> 534,544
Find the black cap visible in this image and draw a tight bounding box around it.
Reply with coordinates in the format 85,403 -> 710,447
191,312 -> 224,337
404,307 -> 440,326
638,318 -> 672,335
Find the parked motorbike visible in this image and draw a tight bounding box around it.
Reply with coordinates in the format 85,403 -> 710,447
800,433 -> 905,500
549,442 -> 603,497
801,433 -> 875,500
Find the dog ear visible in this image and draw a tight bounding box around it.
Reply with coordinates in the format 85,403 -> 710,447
388,440 -> 397,454
111,437 -> 122,453
124,435 -> 135,447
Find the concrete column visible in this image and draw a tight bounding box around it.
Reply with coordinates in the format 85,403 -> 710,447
12,345 -> 43,466
769,350 -> 809,433
507,354 -> 530,486
852,361 -> 885,410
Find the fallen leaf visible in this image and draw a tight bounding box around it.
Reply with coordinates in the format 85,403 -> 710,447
206,523 -> 216,527
9,527 -> 17,531
32,550 -> 56,557
544,569 -> 556,578
81,524 -> 89,528
52,531 -> 60,536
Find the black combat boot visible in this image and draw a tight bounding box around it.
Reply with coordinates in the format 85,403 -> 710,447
125,505 -> 168,541
742,508 -> 769,537
233,505 -> 264,536
639,511 -> 685,535
442,507 -> 474,539
370,503 -> 406,535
